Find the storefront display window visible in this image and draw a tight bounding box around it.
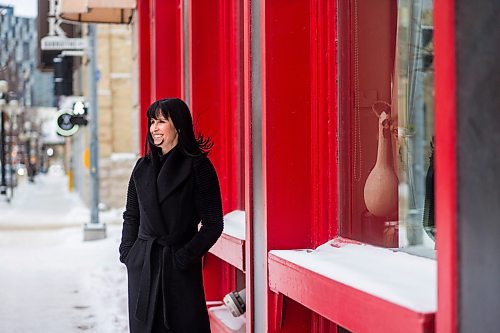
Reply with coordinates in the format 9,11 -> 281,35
339,0 -> 435,257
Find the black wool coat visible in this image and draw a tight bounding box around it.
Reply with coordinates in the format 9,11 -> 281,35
119,147 -> 223,333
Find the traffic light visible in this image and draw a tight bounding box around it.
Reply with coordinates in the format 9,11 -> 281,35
53,56 -> 73,96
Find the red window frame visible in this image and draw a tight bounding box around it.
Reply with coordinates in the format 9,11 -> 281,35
265,0 -> 456,332
137,0 -> 458,331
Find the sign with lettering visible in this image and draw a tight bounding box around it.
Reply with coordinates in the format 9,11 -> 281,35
41,36 -> 87,51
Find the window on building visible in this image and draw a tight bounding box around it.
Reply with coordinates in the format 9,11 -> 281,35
339,0 -> 435,257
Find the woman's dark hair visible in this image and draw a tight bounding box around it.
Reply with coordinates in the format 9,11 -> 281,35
144,98 -> 213,159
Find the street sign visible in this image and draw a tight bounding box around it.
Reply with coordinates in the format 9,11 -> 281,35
41,36 -> 87,51
55,106 -> 89,137
55,109 -> 79,136
61,50 -> 85,57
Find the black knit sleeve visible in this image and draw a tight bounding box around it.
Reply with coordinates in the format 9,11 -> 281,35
174,156 -> 224,270
119,159 -> 141,263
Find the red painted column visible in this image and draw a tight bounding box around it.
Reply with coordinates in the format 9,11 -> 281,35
190,0 -> 227,209
137,0 -> 152,155
243,0 -> 253,331
435,0 -> 457,331
189,0 -> 242,219
260,1 -> 339,331
189,0 -> 245,302
310,0 -> 338,249
261,1 -> 314,332
138,0 -> 183,153
152,0 -> 183,100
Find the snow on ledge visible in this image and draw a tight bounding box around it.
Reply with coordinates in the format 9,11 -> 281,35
110,153 -> 137,162
270,239 -> 436,313
223,210 -> 245,240
209,305 -> 246,332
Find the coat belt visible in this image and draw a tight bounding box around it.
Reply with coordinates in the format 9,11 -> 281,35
135,231 -> 182,330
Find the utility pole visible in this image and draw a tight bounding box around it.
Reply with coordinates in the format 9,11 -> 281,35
0,108 -> 6,196
0,81 -> 8,199
83,24 -> 106,241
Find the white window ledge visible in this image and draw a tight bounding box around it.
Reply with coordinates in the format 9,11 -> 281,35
208,210 -> 246,271
222,210 -> 245,240
270,238 -> 436,313
208,305 -> 246,333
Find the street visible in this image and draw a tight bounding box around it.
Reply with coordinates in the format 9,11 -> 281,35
0,167 -> 129,332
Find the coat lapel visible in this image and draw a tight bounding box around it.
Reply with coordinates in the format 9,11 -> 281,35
133,158 -> 164,228
133,148 -> 193,228
157,147 -> 193,204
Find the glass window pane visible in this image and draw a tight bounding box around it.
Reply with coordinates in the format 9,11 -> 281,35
397,0 -> 435,256
339,0 -> 435,257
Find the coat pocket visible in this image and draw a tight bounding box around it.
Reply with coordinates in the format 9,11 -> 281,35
174,248 -> 204,273
173,247 -> 193,272
123,239 -> 140,264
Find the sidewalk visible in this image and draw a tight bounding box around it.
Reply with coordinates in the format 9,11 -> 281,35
0,166 -> 122,230
0,167 -> 129,333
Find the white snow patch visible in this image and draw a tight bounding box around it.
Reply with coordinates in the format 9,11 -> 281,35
0,170 -> 123,230
0,167 -> 129,332
110,153 -> 137,162
270,239 -> 436,313
0,226 -> 129,333
223,210 -> 245,240
209,305 -> 246,332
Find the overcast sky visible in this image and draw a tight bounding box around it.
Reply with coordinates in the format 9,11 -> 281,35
0,0 -> 37,17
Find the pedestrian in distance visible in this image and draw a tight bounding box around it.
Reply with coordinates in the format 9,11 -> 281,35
119,98 -> 224,332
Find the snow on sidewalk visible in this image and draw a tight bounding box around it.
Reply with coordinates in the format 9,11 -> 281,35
0,166 -> 123,229
0,227 -> 129,333
0,168 -> 129,332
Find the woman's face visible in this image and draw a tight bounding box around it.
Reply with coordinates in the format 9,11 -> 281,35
150,112 -> 178,154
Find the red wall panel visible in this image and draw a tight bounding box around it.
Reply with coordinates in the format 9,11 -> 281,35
190,0 -> 240,215
190,0 -> 245,303
152,0 -> 183,100
435,0 -> 457,331
137,0 -> 152,154
190,0 -> 227,302
262,0 -> 312,250
262,0 -> 313,331
261,0 -> 339,331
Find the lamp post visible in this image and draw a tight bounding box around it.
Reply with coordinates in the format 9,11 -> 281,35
0,80 -> 8,197
0,81 -> 18,201
83,24 -> 106,241
6,97 -> 19,195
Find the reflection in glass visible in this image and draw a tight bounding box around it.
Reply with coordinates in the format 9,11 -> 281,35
396,0 -> 435,256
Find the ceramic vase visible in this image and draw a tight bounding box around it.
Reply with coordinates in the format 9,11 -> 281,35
363,111 -> 398,217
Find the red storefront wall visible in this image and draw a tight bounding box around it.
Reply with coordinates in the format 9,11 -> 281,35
189,0 -> 244,303
137,0 -> 457,332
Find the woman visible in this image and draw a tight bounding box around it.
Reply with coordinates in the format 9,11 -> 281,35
119,98 -> 223,332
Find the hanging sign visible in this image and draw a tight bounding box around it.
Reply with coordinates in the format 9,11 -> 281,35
41,36 -> 87,51
55,109 -> 79,136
